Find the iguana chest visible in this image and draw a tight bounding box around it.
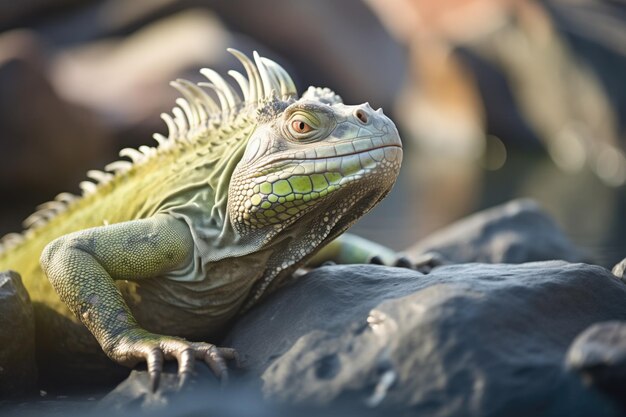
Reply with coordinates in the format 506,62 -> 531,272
118,251 -> 275,339
118,234 -> 318,340
116,197 -> 344,339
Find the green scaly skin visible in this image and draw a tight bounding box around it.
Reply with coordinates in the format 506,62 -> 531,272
0,50 -> 403,388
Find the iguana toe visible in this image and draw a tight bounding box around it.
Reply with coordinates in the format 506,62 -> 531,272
108,329 -> 237,392
146,347 -> 164,391
412,251 -> 449,274
393,256 -> 413,269
369,255 -> 385,265
190,343 -> 239,386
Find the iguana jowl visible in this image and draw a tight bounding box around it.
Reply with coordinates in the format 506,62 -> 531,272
0,49 -> 402,388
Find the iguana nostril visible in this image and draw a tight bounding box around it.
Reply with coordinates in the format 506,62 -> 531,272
355,109 -> 369,124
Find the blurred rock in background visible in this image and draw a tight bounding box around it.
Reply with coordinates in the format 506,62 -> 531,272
364,0 -> 626,264
0,29 -> 112,230
0,0 -> 406,239
0,0 -> 626,264
367,0 -> 623,175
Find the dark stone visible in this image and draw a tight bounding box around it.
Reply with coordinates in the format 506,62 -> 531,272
224,262 -> 626,416
96,362 -> 382,417
0,29 -> 113,237
29,0 -> 404,110
0,271 -> 37,398
407,199 -> 586,264
0,0 -> 84,31
0,30 -> 111,193
566,321 -> 626,409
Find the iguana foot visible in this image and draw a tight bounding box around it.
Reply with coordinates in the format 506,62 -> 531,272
411,251 -> 449,273
107,329 -> 239,391
369,251 -> 449,274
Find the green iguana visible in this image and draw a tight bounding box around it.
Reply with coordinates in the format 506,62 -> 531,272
0,49 -> 403,389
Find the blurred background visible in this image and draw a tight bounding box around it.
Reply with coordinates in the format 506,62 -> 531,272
0,0 -> 625,266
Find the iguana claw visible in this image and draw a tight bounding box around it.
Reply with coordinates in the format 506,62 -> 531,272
108,329 -> 238,392
368,255 -> 385,265
393,256 -> 413,269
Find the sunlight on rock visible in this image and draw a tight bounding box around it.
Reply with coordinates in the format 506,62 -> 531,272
548,125 -> 587,173
595,146 -> 626,187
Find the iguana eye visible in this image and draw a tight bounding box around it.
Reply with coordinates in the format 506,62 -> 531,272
284,108 -> 326,141
291,120 -> 313,134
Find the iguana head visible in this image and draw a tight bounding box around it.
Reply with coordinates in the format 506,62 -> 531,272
148,49 -> 401,247
228,84 -> 403,241
149,50 -> 403,301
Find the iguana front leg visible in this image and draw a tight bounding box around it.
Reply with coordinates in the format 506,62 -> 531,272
40,213 -> 236,389
309,233 -> 398,266
309,233 -> 448,273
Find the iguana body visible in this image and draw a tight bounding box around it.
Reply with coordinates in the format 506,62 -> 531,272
0,50 -> 403,387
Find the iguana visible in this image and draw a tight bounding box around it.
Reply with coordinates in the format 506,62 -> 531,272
0,49 -> 403,390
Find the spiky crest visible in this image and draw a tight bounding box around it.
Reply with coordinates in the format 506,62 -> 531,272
0,49 -> 298,254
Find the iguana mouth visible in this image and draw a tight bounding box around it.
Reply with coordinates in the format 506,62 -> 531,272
278,144 -> 402,163
259,142 -> 403,171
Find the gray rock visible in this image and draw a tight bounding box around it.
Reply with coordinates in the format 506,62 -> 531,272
0,271 -> 37,398
97,362 -> 382,417
566,321 -> 626,408
225,262 -> 626,416
407,199 -> 585,264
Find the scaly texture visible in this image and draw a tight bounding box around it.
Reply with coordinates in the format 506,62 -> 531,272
0,49 -> 403,385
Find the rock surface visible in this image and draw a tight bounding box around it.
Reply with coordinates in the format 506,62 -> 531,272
99,261 -> 626,416
95,364 -> 381,417
0,271 -> 37,397
224,262 -> 626,416
97,362 -> 220,411
97,338 -> 363,414
407,199 -> 586,264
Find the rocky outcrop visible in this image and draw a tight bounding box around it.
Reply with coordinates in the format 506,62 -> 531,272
407,199 -> 586,264
0,271 -> 37,398
226,262 -> 625,416
100,261 -> 626,416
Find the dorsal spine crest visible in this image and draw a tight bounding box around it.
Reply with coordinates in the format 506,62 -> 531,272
0,49 -> 299,255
